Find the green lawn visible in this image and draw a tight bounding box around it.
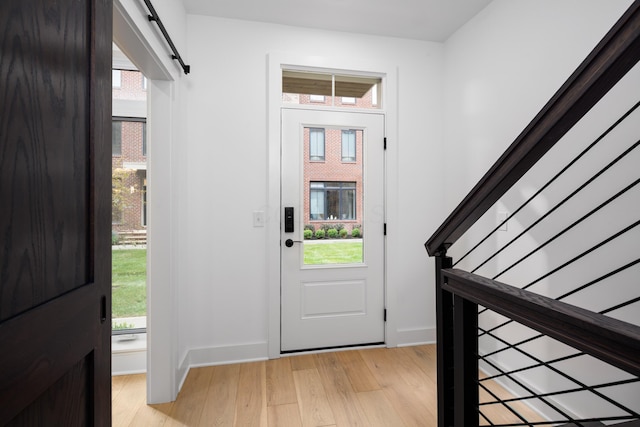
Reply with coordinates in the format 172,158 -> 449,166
112,248 -> 146,318
303,241 -> 363,265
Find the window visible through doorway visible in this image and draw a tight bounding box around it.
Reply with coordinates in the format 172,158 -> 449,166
112,69 -> 122,88
112,49 -> 148,335
112,121 -> 122,155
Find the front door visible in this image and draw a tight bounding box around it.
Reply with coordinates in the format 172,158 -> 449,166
0,0 -> 112,424
281,109 -> 385,352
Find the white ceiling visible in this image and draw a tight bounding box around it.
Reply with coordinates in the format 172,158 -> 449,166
182,0 -> 493,42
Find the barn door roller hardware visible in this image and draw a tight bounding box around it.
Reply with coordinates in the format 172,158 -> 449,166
143,0 -> 191,75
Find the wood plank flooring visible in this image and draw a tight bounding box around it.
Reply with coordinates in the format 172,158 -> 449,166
112,344 -> 550,426
112,345 -> 439,427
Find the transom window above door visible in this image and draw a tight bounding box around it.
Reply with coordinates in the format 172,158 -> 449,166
282,70 -> 381,109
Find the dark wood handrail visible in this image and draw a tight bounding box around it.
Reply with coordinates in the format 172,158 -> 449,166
426,0 -> 640,257
442,268 -> 640,377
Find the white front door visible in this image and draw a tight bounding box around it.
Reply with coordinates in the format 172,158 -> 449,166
281,108 -> 385,352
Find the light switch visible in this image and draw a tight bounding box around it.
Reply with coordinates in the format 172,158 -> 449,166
253,211 -> 265,227
497,212 -> 508,231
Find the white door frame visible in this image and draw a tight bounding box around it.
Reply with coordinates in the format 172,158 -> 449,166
281,109 -> 386,352
113,0 -> 183,403
267,53 -> 400,358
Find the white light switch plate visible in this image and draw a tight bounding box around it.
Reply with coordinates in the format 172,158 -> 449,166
497,212 -> 508,231
253,211 -> 265,227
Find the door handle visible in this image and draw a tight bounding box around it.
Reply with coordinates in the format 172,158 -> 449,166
285,239 -> 302,247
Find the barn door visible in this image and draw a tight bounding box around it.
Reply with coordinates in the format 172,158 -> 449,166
0,0 -> 112,425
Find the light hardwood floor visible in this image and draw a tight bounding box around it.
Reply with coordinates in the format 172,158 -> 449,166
112,345 -> 439,427
112,344 -> 548,426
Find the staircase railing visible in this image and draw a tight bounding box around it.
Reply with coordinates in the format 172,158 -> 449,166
426,2 -> 640,426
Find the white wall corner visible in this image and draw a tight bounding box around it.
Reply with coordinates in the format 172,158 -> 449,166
176,349 -> 190,394
187,342 -> 269,367
177,342 -> 269,391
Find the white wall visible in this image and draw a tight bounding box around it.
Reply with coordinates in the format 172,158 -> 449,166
442,0 -> 639,421
442,0 -> 634,212
178,16 -> 446,372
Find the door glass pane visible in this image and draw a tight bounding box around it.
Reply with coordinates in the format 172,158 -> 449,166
303,127 -> 364,265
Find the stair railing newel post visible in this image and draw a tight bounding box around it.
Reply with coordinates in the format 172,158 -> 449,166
436,251 -> 479,427
453,290 -> 479,427
435,253 -> 454,427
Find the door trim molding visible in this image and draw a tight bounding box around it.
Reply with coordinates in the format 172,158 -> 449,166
113,0 -> 183,404
267,53 -> 400,358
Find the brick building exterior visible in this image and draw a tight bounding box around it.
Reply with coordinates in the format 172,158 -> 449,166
303,127 -> 364,234
283,91 -> 378,110
292,87 -> 378,235
112,69 -> 147,234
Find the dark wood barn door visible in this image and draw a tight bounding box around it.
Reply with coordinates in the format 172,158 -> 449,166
0,0 -> 112,424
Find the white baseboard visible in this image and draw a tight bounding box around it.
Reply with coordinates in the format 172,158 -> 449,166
173,333 -> 436,395
479,365 -> 578,423
177,342 -> 269,391
396,327 -> 436,347
177,349 -> 189,393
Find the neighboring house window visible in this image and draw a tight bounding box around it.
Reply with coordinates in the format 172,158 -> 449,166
310,183 -> 325,220
342,130 -> 356,162
310,182 -> 356,220
112,70 -> 121,88
342,96 -> 356,104
310,95 -> 325,103
309,128 -> 325,161
112,117 -> 146,157
112,121 -> 122,155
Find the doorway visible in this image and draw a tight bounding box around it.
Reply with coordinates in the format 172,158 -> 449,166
281,109 -> 386,352
111,46 -> 149,378
113,0 -> 178,403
